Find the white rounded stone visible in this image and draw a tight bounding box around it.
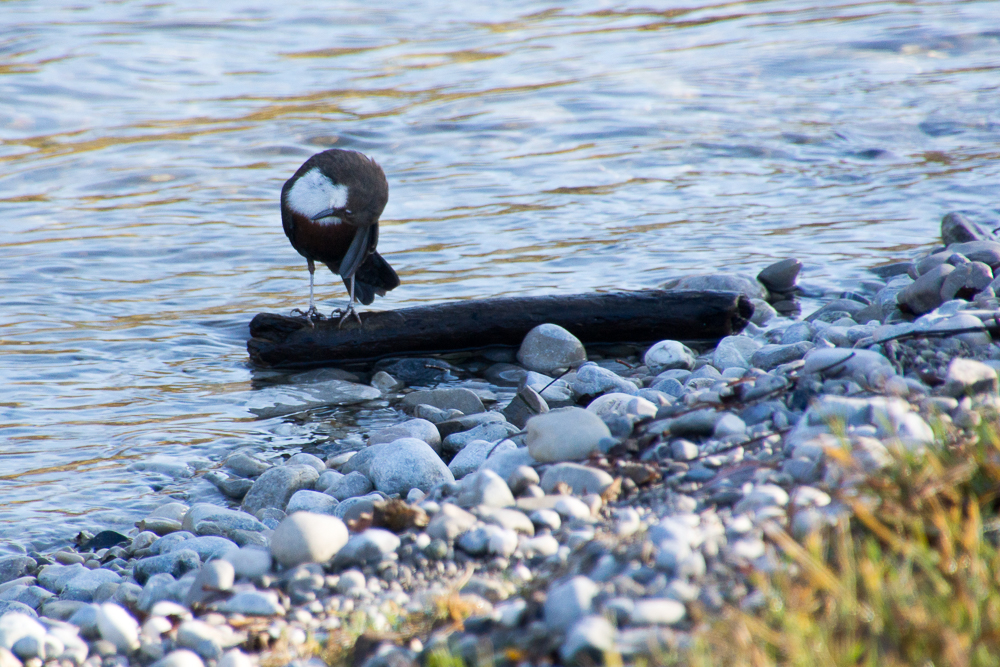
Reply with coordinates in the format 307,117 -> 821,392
269,512 -> 348,568
643,340 -> 696,374
517,323 -> 586,374
526,407 -> 611,463
96,603 -> 140,653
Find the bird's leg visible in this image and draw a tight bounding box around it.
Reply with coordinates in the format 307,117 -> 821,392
290,259 -> 321,324
336,276 -> 363,328
308,259 -> 315,311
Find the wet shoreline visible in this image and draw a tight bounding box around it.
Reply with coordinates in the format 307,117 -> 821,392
4,212 -> 1000,665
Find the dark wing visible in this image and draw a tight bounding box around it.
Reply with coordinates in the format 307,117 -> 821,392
339,224 -> 376,281
348,249 -> 400,305
279,182 -> 297,242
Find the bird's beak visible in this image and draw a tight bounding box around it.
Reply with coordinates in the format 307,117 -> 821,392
311,208 -> 339,221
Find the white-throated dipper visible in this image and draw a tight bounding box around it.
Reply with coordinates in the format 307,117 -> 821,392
280,148 -> 400,325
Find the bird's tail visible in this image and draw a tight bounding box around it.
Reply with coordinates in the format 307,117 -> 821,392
343,251 -> 400,305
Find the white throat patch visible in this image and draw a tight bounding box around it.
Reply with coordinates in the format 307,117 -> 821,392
285,168 -> 348,224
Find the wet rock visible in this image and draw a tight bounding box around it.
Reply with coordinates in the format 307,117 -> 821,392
805,299 -> 868,324
286,490 -> 339,515
327,471 -> 374,501
0,557 -> 35,586
315,469 -> 345,493
780,321 -> 814,344
942,358 -> 999,397
270,512 -> 348,568
750,298 -> 778,325
203,472 -> 254,500
586,393 -> 656,421
946,240 -> 1000,268
400,388 -> 484,416
517,323 -> 587,374
501,384 -> 549,429
376,357 -> 461,385
712,335 -> 762,370
442,422 -> 520,455
941,211 -> 990,244
246,380 -> 381,418
412,404 -> 465,424
939,261 -> 993,301
134,550 -> 200,585
0,585 -> 51,611
544,576 -> 599,632
643,341 -> 696,374
436,412 -> 507,439
540,463 -> 614,496
240,464 -> 319,515
757,258 -> 802,293
370,371 -> 404,393
750,341 -> 814,370
368,419 -> 441,452
148,532 -> 192,555
367,438 -> 455,495
572,363 -> 639,397
449,439 -> 517,479
0,602 -> 37,620
38,563 -> 86,592
285,452 -> 325,473
60,568 -> 122,602
526,407 -> 611,463
223,452 -> 271,478
332,529 -> 401,568
897,263 -> 955,314
168,536 -> 237,562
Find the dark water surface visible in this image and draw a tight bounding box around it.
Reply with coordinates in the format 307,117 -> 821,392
2,0 -> 999,546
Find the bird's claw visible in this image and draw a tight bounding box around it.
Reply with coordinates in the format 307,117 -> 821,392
334,304 -> 363,328
291,306 -> 323,327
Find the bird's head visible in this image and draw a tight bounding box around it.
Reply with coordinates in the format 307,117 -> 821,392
283,149 -> 389,226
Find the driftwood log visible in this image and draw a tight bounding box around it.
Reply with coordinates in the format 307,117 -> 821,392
248,289 -> 753,368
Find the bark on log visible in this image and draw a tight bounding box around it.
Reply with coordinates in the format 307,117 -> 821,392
248,289 -> 754,368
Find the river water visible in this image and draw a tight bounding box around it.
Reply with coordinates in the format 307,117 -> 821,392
2,0 -> 999,547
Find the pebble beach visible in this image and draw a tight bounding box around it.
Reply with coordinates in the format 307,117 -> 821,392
4,210 -> 1000,667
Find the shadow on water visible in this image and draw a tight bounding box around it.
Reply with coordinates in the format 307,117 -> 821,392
1,0 -> 1000,545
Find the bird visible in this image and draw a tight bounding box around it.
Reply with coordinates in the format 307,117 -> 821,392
280,149 -> 400,326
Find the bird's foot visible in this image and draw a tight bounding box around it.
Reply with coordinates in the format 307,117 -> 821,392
334,304 -> 363,329
290,306 -> 323,327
